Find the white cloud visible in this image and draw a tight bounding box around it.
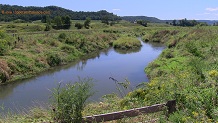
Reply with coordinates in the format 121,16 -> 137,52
206,7 -> 218,11
112,9 -> 120,11
197,12 -> 211,15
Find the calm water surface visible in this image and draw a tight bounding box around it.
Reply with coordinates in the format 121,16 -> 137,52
0,38 -> 165,113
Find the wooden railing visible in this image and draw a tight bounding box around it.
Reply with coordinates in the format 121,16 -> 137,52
82,100 -> 176,123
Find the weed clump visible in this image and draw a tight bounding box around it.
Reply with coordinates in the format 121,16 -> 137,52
51,78 -> 94,123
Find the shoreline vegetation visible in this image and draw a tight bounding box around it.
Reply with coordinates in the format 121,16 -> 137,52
113,37 -> 142,50
0,19 -> 218,122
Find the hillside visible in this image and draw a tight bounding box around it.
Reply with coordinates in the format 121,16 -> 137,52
0,4 -> 121,22
121,16 -> 164,23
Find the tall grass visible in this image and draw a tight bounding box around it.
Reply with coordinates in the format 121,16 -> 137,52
113,37 -> 142,49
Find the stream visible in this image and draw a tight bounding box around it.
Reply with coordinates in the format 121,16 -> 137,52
0,38 -> 165,114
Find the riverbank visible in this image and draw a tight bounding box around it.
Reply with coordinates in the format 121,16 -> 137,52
0,21 -> 146,84
122,26 -> 218,122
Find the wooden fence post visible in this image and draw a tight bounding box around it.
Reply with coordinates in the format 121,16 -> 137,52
166,100 -> 176,117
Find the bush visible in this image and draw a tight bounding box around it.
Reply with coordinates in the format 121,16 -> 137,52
46,53 -> 61,67
75,23 -> 83,29
58,33 -> 67,40
44,24 -> 51,31
51,78 -> 94,123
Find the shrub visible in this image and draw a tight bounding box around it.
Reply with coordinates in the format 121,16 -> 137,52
46,53 -> 61,67
58,33 -> 67,41
44,24 -> 51,31
75,23 -> 83,29
51,78 -> 94,123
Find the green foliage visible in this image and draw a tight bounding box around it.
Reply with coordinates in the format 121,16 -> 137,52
61,45 -> 77,53
101,16 -> 109,25
58,33 -> 67,41
121,16 -> 162,23
140,27 -> 218,122
44,24 -> 51,31
0,4 -> 121,22
113,37 -> 142,49
0,39 -> 9,56
0,30 -> 12,56
136,20 -> 147,27
54,16 -> 63,29
51,78 -> 94,123
46,53 -> 62,67
84,17 -> 91,29
75,22 -> 83,29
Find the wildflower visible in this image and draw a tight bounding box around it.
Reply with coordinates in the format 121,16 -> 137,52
192,111 -> 198,117
209,70 -> 218,77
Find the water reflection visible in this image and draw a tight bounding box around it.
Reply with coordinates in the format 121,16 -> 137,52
114,47 -> 141,54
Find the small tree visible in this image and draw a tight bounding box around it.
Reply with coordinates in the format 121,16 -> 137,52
54,16 -> 63,29
84,17 -> 91,29
51,77 -> 94,123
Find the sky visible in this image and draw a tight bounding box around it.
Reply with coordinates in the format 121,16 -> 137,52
1,0 -> 218,20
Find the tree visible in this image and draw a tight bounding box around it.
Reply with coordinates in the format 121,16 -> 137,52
41,16 -> 47,23
54,16 -> 63,29
84,17 -> 91,29
75,23 -> 83,29
172,20 -> 177,26
64,16 -> 71,25
62,16 -> 71,29
136,20 -> 147,27
101,16 -> 109,25
46,16 -> 52,25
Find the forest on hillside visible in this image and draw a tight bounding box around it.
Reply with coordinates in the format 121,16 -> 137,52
0,4 -> 121,22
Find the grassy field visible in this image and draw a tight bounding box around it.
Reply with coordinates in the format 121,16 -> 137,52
1,20 -> 218,122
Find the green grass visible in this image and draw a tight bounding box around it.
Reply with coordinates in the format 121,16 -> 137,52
113,37 -> 142,49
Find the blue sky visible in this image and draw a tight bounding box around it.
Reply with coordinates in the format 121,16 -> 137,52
1,0 -> 218,20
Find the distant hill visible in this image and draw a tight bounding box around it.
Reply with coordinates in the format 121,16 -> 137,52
121,16 -> 164,23
197,20 -> 218,25
0,4 -> 121,22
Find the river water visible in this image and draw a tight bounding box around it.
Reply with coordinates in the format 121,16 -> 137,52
0,38 -> 164,114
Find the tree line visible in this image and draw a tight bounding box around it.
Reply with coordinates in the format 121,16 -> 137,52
0,4 -> 121,22
167,18 -> 208,27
